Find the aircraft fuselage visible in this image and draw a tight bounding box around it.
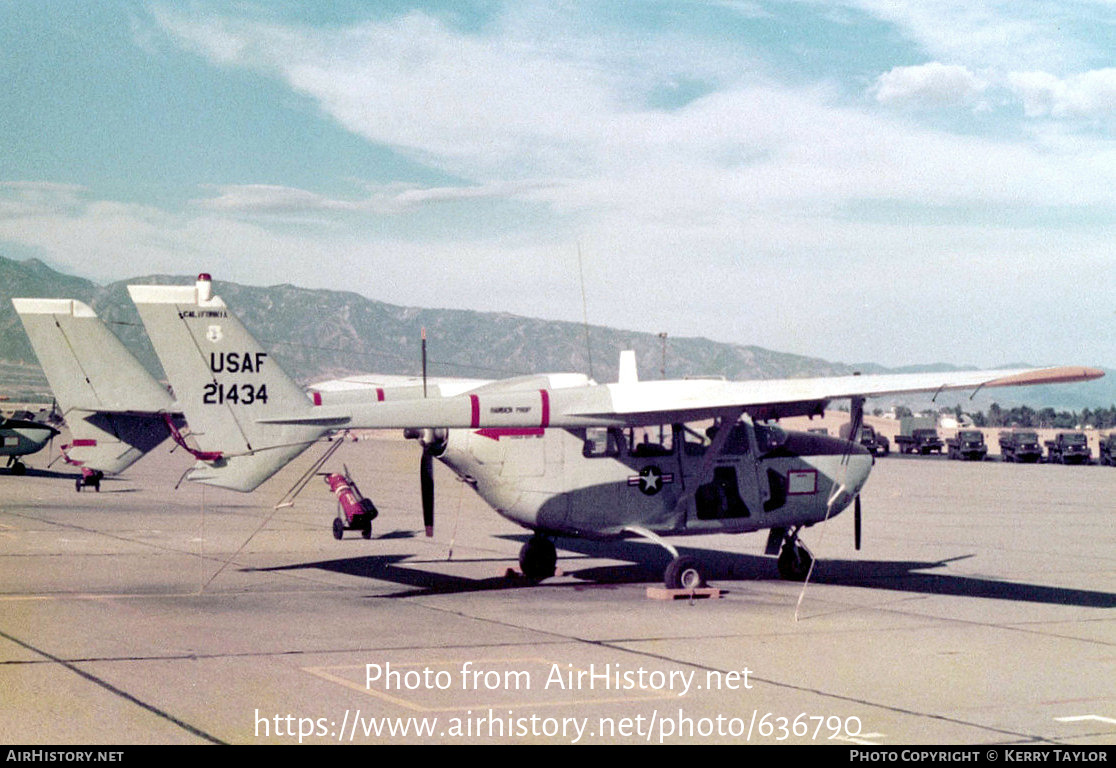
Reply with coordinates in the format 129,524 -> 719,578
438,419 -> 872,540
1,418 -> 58,459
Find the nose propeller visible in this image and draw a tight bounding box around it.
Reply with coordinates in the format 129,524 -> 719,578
847,396 -> 865,551
854,494 -> 862,550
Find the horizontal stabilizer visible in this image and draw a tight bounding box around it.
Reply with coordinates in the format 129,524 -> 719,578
180,443 -> 320,492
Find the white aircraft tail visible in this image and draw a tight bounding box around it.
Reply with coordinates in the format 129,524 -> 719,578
12,298 -> 174,474
128,275 -> 329,491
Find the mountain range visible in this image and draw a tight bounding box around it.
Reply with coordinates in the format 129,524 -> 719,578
1,254 -> 1111,412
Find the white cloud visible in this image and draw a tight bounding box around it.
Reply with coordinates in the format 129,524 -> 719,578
1008,68 -> 1116,119
151,9 -> 1116,221
842,0 -> 1107,73
870,62 -> 986,108
193,181 -> 558,218
0,182 -> 88,220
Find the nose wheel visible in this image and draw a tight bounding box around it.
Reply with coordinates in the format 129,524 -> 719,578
776,535 -> 814,581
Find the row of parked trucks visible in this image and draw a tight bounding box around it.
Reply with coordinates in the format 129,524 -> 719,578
841,417 -> 1116,464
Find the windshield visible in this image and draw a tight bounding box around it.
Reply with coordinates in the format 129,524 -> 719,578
754,423 -> 788,453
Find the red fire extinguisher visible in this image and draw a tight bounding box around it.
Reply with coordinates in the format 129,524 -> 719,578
325,468 -> 378,540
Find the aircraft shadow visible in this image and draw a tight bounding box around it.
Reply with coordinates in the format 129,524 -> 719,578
6,468 -> 140,493
246,535 -> 1116,607
6,467 -> 83,480
247,554 -> 525,596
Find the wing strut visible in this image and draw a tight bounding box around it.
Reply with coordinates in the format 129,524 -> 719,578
794,395 -> 865,621
273,436 -> 347,509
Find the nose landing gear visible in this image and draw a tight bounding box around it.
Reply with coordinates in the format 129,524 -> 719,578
772,527 -> 814,581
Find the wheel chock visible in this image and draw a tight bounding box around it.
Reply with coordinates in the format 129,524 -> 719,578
646,586 -> 723,600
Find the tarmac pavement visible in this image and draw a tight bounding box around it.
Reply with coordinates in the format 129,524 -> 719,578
1,435 -> 1114,745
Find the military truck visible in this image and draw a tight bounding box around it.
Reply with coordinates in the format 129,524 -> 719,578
1100,433 -> 1116,466
946,430 -> 987,461
1044,432 -> 1091,464
894,416 -> 943,455
838,422 -> 890,456
998,430 -> 1042,463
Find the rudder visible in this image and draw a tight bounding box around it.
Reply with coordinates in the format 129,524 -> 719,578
127,275 -> 328,491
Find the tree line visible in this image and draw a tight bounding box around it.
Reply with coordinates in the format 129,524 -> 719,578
875,404 -> 1116,429
970,404 -> 1116,430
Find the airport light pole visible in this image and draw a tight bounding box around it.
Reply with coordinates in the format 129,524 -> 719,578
658,332 -> 667,380
659,332 -> 667,443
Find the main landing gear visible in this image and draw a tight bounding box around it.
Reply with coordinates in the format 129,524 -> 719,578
621,526 -> 708,590
664,555 -> 706,590
519,535 -> 557,582
515,527 -> 812,588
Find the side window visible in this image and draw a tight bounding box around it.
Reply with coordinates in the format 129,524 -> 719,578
628,426 -> 674,457
583,427 -> 622,458
678,424 -> 710,456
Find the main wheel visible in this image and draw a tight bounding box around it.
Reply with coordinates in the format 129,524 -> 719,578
332,517 -> 345,540
361,523 -> 372,539
777,544 -> 813,581
664,556 -> 705,590
518,536 -> 557,581
11,461 -> 26,476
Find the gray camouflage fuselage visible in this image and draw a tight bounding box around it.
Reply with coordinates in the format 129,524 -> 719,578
437,421 -> 871,539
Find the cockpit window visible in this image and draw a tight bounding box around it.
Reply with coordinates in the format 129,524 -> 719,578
754,423 -> 788,453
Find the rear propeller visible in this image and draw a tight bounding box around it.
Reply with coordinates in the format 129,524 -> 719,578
420,443 -> 435,536
408,428 -> 447,537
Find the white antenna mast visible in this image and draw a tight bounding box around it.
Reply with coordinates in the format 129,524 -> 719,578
577,242 -> 595,380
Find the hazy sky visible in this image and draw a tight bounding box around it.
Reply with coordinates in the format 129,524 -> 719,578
2,1 -> 1113,369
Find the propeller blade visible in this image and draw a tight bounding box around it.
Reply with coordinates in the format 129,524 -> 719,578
420,446 -> 434,536
854,494 -> 862,550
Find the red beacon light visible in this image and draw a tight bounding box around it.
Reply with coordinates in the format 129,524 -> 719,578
196,273 -> 213,303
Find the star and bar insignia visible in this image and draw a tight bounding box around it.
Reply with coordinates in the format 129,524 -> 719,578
627,465 -> 675,496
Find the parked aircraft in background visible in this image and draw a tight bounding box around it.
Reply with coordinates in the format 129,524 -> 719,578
12,298 -> 178,489
1,414 -> 58,475
120,275 -> 1103,589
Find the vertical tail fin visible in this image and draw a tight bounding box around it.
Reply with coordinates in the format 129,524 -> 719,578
12,298 -> 174,474
127,275 -> 328,491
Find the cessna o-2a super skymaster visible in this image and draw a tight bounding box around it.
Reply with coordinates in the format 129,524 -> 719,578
113,275 -> 1104,590
1,414 -> 59,475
